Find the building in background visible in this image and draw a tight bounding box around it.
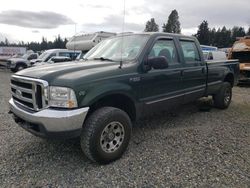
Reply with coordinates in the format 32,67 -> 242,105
0,46 -> 26,61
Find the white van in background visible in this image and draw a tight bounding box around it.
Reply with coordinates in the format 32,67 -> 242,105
203,50 -> 227,61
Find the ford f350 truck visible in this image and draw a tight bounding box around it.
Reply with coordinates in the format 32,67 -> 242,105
9,33 -> 239,164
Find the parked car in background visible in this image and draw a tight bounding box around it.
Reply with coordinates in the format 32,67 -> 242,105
218,48 -> 231,57
7,52 -> 38,72
30,49 -> 80,65
203,50 -> 227,61
33,56 -> 72,67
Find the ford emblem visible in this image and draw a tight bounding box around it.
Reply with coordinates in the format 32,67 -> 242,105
16,89 -> 22,97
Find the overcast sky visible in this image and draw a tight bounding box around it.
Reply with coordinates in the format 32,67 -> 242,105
0,0 -> 249,42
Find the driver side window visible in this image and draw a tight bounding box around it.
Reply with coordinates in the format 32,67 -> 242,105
149,39 -> 179,64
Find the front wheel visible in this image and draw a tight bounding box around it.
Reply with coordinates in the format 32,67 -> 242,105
213,82 -> 232,109
80,107 -> 132,164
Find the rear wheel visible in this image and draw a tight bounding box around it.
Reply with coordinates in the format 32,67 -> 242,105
80,107 -> 132,164
213,82 -> 232,109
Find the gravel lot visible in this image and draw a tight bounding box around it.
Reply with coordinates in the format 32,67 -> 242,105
0,70 -> 249,187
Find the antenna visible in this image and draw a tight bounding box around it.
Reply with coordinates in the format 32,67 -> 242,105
119,0 -> 126,69
73,23 -> 76,53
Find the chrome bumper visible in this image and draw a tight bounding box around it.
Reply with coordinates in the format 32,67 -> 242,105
9,98 -> 89,133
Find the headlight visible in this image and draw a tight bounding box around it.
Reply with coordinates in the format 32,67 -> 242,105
48,86 -> 78,108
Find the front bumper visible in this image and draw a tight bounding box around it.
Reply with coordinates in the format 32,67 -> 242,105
9,98 -> 89,138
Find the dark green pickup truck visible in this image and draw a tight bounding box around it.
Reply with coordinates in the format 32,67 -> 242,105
9,33 -> 239,164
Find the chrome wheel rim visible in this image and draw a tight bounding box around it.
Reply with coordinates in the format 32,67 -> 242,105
224,88 -> 231,104
100,121 -> 125,153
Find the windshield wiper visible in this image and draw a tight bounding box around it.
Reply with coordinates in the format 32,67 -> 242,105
93,57 -> 115,62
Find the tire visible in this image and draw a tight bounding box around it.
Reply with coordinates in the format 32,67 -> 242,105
213,82 -> 232,109
80,107 -> 132,164
15,64 -> 26,72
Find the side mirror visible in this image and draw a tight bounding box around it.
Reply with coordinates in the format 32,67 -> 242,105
148,56 -> 169,70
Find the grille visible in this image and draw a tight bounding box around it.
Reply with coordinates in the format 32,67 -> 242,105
11,75 -> 49,111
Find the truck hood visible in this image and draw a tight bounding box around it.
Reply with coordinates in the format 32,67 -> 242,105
9,58 -> 27,63
16,60 -> 121,83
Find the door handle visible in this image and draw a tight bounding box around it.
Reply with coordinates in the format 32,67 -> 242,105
180,70 -> 184,76
202,67 -> 206,74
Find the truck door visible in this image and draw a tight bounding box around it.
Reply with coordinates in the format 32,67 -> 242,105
179,39 -> 206,103
139,37 -> 185,113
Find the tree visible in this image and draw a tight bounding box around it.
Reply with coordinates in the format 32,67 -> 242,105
195,20 -> 210,45
220,26 -> 231,47
214,26 -> 232,48
162,10 -> 181,33
231,26 -> 246,43
4,38 -> 9,46
144,18 -> 159,32
209,28 -> 216,45
53,35 -> 65,49
247,27 -> 250,36
40,37 -> 48,50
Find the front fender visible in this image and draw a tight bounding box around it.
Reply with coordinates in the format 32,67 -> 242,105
78,82 -> 136,107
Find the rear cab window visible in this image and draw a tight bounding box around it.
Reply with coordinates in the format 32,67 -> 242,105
180,40 -> 201,63
148,38 -> 180,66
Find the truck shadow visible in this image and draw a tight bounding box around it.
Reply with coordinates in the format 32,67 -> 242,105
237,82 -> 250,88
18,98 -> 214,167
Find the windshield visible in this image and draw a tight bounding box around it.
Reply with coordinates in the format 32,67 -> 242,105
21,54 -> 29,59
38,52 -> 49,60
76,51 -> 88,60
203,51 -> 209,60
84,35 -> 149,62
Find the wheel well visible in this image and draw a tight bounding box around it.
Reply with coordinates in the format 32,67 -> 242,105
88,94 -> 136,121
224,73 -> 234,87
16,62 -> 27,68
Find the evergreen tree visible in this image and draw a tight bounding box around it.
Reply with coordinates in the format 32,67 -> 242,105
162,10 -> 181,33
63,38 -> 68,48
217,26 -> 231,47
195,20 -> 210,45
53,35 -> 64,49
247,27 -> 250,35
4,38 -> 9,46
0,35 -> 68,51
214,27 -> 230,47
40,37 -> 48,50
144,18 -> 159,32
231,26 -> 246,42
209,28 -> 216,45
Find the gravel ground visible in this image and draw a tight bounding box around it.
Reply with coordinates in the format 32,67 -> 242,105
0,70 -> 249,187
